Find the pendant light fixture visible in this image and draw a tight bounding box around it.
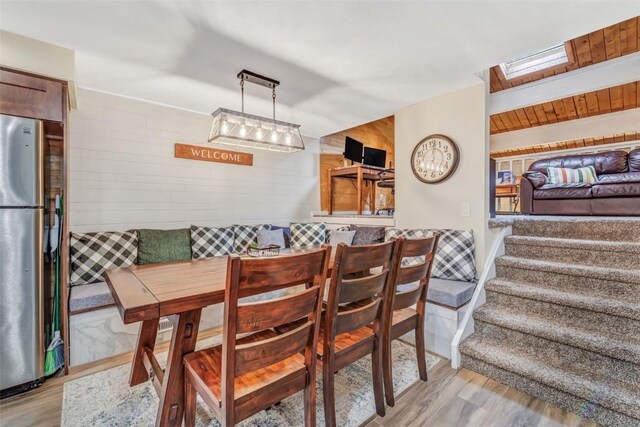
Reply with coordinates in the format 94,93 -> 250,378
208,70 -> 305,153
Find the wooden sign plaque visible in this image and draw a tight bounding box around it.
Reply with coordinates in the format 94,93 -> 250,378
175,143 -> 253,166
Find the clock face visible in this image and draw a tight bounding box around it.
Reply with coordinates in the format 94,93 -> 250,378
411,134 -> 460,184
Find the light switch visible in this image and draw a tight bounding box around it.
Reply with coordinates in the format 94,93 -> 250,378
461,202 -> 471,217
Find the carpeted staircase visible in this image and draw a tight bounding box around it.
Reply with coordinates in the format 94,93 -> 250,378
460,217 -> 640,426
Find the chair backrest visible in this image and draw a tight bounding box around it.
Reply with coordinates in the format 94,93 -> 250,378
385,235 -> 439,316
324,241 -> 397,350
221,247 -> 331,404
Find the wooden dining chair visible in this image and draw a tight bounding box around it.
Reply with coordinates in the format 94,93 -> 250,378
321,240 -> 397,427
381,234 -> 439,407
183,247 -> 331,427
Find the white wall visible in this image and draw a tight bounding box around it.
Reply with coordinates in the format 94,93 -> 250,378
395,81 -> 496,275
69,89 -> 320,232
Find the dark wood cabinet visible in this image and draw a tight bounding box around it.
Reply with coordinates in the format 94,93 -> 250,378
0,68 -> 65,123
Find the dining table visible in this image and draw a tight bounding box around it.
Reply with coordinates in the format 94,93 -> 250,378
103,248 -> 335,427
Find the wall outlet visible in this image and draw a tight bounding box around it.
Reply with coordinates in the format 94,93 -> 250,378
461,202 -> 471,217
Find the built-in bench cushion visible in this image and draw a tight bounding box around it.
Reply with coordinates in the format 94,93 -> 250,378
70,231 -> 138,286
426,278 -> 475,309
190,225 -> 234,259
69,281 -> 114,313
137,228 -> 191,265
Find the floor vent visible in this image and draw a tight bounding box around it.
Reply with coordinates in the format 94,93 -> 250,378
158,316 -> 174,333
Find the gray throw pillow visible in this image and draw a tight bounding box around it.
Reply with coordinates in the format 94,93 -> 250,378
349,225 -> 386,245
329,230 -> 356,246
257,229 -> 286,248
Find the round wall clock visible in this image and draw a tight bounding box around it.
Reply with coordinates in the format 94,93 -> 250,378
410,134 -> 460,184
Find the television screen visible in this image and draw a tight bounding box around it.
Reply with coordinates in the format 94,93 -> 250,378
363,147 -> 386,168
344,137 -> 363,163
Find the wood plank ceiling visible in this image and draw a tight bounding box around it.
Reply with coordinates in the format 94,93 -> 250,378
490,16 -> 639,93
491,131 -> 640,158
490,81 -> 639,134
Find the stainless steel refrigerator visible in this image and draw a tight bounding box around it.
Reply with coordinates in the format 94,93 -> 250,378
0,114 -> 45,397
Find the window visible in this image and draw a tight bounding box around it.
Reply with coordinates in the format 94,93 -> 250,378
499,44 -> 568,80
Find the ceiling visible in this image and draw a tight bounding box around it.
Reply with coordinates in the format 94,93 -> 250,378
491,81 -> 639,134
1,2 -> 638,138
491,131 -> 639,158
490,16 -> 639,93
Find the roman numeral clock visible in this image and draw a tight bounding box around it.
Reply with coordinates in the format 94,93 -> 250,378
411,134 -> 460,184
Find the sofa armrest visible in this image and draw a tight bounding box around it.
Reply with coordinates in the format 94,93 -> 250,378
522,171 -> 547,188
520,176 -> 535,214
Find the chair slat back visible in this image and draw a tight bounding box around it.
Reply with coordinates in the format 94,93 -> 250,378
386,235 -> 439,312
325,241 -> 397,342
222,247 -> 330,403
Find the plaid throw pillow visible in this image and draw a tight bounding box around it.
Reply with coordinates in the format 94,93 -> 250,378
190,225 -> 234,259
385,228 -> 433,266
70,231 -> 138,286
426,229 -> 476,282
290,222 -> 326,248
547,166 -> 597,184
233,224 -> 271,254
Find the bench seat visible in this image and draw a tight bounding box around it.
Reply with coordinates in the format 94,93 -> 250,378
426,278 -> 476,309
69,282 -> 114,314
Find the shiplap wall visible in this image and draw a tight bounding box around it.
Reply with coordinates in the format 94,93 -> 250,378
69,89 -> 320,232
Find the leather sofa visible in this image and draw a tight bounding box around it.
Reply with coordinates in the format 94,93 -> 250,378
520,148 -> 640,215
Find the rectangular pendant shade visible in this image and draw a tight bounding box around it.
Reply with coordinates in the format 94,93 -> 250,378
208,108 -> 305,153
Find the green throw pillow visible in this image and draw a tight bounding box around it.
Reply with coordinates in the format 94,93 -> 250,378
137,228 -> 192,265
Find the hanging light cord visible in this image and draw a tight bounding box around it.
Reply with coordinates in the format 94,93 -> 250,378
240,79 -> 245,113
272,88 -> 276,121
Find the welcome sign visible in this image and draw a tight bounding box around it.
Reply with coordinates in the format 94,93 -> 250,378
175,143 -> 253,166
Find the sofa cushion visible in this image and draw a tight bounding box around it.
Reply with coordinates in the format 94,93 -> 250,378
233,224 -> 271,254
522,171 -> 547,188
596,172 -> 640,184
290,222 -> 326,248
137,228 -> 191,265
349,225 -> 386,245
426,229 -> 476,282
592,182 -> 640,198
426,278 -> 475,309
69,281 -> 114,313
534,183 -> 593,199
70,231 -> 138,286
257,228 -> 286,249
529,150 -> 628,175
629,148 -> 640,172
190,225 -> 234,259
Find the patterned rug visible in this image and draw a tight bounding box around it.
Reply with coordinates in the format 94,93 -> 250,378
62,336 -> 441,427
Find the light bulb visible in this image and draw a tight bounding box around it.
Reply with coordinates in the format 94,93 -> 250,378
285,131 -> 292,145
271,128 -> 279,143
256,125 -> 263,140
220,117 -> 229,135
239,121 -> 247,138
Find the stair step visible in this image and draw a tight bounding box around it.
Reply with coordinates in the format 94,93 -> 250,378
486,278 -> 640,320
476,297 -> 640,364
504,235 -> 640,270
460,324 -> 640,420
511,217 -> 640,242
462,356 -> 639,427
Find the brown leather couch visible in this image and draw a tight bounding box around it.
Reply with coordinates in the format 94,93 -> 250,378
520,148 -> 640,215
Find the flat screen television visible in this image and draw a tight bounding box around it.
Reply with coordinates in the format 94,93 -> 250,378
344,137 -> 363,163
363,147 -> 387,168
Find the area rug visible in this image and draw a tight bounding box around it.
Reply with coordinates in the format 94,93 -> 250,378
62,336 -> 441,427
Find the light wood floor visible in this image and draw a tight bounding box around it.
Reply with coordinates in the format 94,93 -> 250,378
0,330 -> 597,427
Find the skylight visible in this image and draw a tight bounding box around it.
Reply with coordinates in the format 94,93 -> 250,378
499,44 -> 568,80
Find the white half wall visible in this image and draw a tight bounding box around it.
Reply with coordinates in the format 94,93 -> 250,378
395,81 -> 497,275
69,88 -> 320,232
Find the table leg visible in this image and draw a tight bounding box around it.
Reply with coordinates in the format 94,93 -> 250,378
155,309 -> 202,427
357,168 -> 363,215
329,170 -> 334,215
371,181 -> 376,214
130,318 -> 159,386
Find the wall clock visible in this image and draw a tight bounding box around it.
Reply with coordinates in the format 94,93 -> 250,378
411,134 -> 460,184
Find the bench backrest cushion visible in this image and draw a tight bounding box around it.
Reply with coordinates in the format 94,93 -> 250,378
385,228 -> 476,282
137,228 -> 191,265
70,231 -> 138,286
190,225 -> 235,259
232,224 -> 271,254
289,222 -> 326,248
